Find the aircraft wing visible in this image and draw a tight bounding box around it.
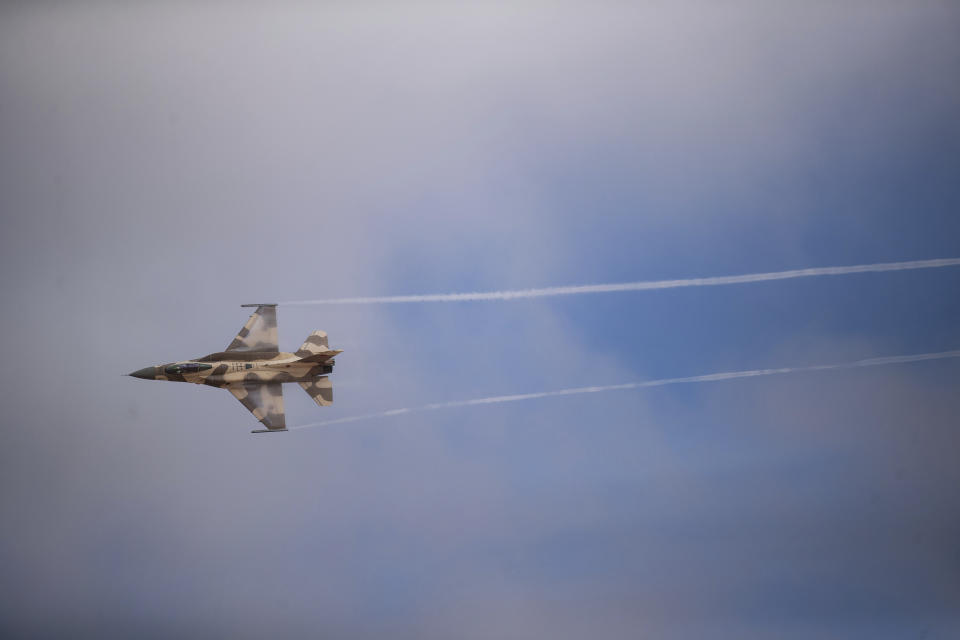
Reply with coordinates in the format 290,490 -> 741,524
227,382 -> 287,432
226,304 -> 279,352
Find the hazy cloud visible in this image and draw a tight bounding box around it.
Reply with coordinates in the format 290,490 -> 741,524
1,2 -> 959,638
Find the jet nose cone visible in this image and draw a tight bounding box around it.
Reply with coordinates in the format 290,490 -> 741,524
129,366 -> 157,379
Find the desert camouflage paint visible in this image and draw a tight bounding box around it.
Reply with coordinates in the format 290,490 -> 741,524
128,304 -> 341,433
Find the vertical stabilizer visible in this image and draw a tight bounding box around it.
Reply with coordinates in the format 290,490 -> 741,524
295,330 -> 342,361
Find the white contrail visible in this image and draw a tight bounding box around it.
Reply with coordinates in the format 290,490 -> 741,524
279,257 -> 960,305
290,348 -> 960,430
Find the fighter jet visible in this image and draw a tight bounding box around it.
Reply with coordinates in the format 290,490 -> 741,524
128,304 -> 341,433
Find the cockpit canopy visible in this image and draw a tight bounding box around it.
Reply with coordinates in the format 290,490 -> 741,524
164,362 -> 212,374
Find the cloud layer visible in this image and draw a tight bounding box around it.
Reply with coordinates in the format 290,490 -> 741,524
1,2 -> 959,638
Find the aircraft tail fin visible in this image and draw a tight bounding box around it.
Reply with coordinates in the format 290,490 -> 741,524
295,330 -> 342,362
300,376 -> 333,406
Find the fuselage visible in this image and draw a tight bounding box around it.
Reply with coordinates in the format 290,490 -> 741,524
129,351 -> 335,388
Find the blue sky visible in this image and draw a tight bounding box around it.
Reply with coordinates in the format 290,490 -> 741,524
1,2 -> 959,638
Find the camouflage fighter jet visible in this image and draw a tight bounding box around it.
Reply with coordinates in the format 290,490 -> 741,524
128,304 -> 341,433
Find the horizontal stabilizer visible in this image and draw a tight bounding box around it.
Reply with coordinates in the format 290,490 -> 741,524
300,376 -> 333,406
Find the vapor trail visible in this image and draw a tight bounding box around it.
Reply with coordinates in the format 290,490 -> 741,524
280,257 -> 960,305
290,349 -> 960,430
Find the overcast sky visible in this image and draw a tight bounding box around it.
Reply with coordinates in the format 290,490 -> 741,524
2,2 -> 959,638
